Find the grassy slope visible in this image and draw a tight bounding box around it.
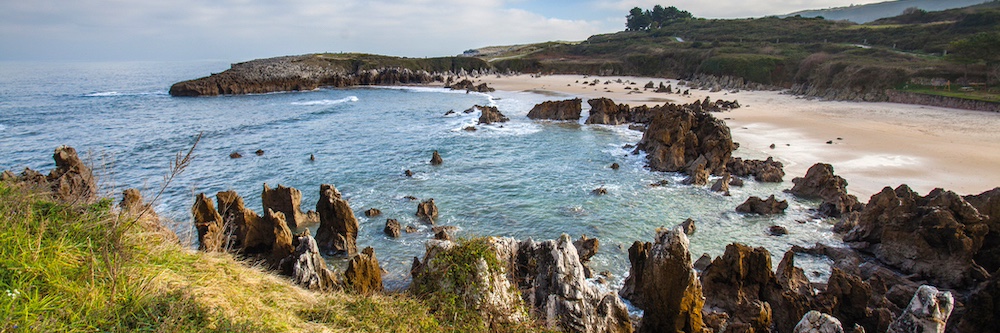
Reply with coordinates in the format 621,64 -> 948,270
0,181 -> 546,332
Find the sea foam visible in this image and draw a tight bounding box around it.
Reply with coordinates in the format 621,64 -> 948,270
290,96 -> 359,106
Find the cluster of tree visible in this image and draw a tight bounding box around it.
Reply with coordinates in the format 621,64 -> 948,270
949,31 -> 1000,85
626,5 -> 693,31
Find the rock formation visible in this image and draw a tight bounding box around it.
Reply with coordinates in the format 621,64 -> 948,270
619,228 -> 705,333
727,157 -> 785,183
887,285 -> 953,333
475,105 -> 510,124
344,247 -> 384,295
216,190 -> 264,253
584,98 -> 631,125
574,235 -> 599,278
261,183 -> 316,229
958,271 -> 1000,332
315,184 -> 360,257
447,79 -> 494,93
736,195 -> 789,215
635,108 -> 733,176
701,243 -> 776,333
964,187 -> 1000,273
680,218 -> 697,235
416,198 -> 438,223
263,208 -> 295,267
787,163 -> 863,217
4,146 -> 99,203
279,233 -> 339,291
844,185 -> 989,288
710,174 -> 731,195
364,208 -> 381,217
384,219 -> 401,238
412,236 -> 632,333
192,193 -> 226,252
794,311 -> 845,333
527,98 -> 583,120
430,150 -> 443,165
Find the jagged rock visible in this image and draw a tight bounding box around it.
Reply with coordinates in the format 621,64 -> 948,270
694,253 -> 713,272
730,177 -> 745,187
635,108 -> 732,176
711,173 -> 731,195
434,229 -> 451,240
216,190 -> 264,253
817,268 -> 896,333
41,146 -> 98,203
192,193 -> 226,252
736,195 -> 789,215
448,79 -> 494,93
405,225 -> 418,233
430,150 -> 443,165
261,183 -> 313,229
958,271 -> 1000,332
794,311 -> 845,333
527,98 -> 583,120
574,235 -> 600,279
834,212 -> 861,233
279,233 -> 339,291
364,208 -> 381,217
682,157 -> 710,185
476,105 -> 509,124
119,188 -> 151,215
771,250 -> 816,332
345,247 -> 384,295
680,218 -> 697,235
585,98 -> 631,125
787,163 -> 863,217
264,208 -> 295,267
413,236 -> 633,333
416,198 -> 438,223
887,285 -> 953,333
384,219 -> 401,238
701,243 -> 775,333
315,184 -> 359,257
965,187 -> 1000,273
844,185 -> 989,288
620,228 -> 704,333
727,157 -> 785,182
0,170 -> 15,181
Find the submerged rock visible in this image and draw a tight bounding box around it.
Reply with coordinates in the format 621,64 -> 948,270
315,184 -> 359,257
736,195 -> 789,215
787,163 -> 862,217
527,98 -> 583,120
364,208 -> 381,217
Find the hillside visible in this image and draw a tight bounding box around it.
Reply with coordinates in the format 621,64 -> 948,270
786,0 -> 990,23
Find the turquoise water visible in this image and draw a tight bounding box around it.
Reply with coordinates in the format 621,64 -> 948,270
0,61 -> 838,289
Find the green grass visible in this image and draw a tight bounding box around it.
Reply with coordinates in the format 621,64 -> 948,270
0,181 -> 551,332
898,84 -> 1000,102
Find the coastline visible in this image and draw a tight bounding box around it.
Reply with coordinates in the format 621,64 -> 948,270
472,74 -> 1000,199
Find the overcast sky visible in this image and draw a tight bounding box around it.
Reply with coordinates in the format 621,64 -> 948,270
0,0 -> 886,62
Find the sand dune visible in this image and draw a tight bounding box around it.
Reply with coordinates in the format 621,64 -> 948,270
474,74 -> 1000,198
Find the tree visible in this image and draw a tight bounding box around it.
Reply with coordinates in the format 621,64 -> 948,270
949,32 -> 1000,85
626,7 -> 652,31
651,5 -> 667,29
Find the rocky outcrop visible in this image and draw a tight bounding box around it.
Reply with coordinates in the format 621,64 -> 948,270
447,79 -> 494,93
794,311 -> 845,333
4,146 -> 98,203
727,157 -> 785,183
476,105 -> 510,124
844,185 -> 989,288
263,208 -> 295,267
964,187 -> 1000,273
527,98 -> 583,120
574,235 -> 599,278
887,285 -> 953,333
430,150 -> 443,165
958,271 -> 1000,332
279,233 -> 339,291
119,188 -> 151,215
736,195 -> 789,215
635,108 -> 733,176
384,219 -> 401,238
584,98 -> 631,125
216,190 -> 264,254
416,198 -> 438,223
711,173 -> 731,195
169,54 -> 489,96
344,247 -> 384,295
817,268 -> 897,333
701,243 -> 776,333
619,228 -> 705,333
787,163 -> 863,217
315,184 -> 360,257
412,236 -> 632,333
192,193 -> 227,252
261,184 -> 316,229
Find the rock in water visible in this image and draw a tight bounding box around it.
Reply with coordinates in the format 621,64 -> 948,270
279,233 -> 339,291
787,163 -> 862,217
635,108 -> 732,176
584,98 -> 631,125
416,198 -> 438,223
255,149 -> 264,156
364,208 -> 381,217
527,98 -> 583,120
844,185 -> 989,288
230,151 -> 242,159
261,183 -> 311,229
736,195 -> 789,215
619,227 -> 704,333
192,193 -> 226,252
430,150 -> 443,165
680,218 -> 697,235
476,105 -> 510,124
711,173 -> 731,195
47,146 -> 97,203
384,219 -> 401,238
887,285 -> 953,333
314,184 -> 359,257
345,247 -> 384,295
793,311 -> 845,333
726,157 -> 785,182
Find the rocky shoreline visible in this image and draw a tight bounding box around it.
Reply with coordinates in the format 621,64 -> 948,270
7,94 -> 999,332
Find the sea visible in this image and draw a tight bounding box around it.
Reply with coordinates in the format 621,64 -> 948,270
0,60 -> 840,290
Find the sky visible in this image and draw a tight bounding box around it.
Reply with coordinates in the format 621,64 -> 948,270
0,0 -> 888,62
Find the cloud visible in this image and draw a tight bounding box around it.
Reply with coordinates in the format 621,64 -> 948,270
0,0 -> 605,61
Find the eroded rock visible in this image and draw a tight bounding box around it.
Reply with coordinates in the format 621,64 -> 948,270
635,108 -> 732,176
315,184 -> 359,257
887,285 -> 953,333
261,183 -> 313,229
620,228 -> 704,333
727,156 -> 785,183
527,98 -> 583,120
736,195 -> 789,215
345,247 -> 384,295
416,198 -> 439,223
476,105 -> 510,124
787,163 -> 863,217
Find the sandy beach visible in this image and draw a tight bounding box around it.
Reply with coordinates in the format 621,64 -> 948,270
474,74 -> 1000,199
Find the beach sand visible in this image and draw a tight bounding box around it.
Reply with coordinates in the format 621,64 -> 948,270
472,74 -> 1000,199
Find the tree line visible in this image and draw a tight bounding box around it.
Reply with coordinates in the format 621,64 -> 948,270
626,5 -> 693,31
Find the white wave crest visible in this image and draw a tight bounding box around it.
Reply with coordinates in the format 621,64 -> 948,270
290,96 -> 359,106
84,91 -> 122,97
0,123 -> 6,131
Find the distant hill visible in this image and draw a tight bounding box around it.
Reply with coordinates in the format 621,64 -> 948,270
786,0 -> 990,23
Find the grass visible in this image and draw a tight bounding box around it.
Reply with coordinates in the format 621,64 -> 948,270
898,84 -> 1000,102
0,181 -> 549,332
